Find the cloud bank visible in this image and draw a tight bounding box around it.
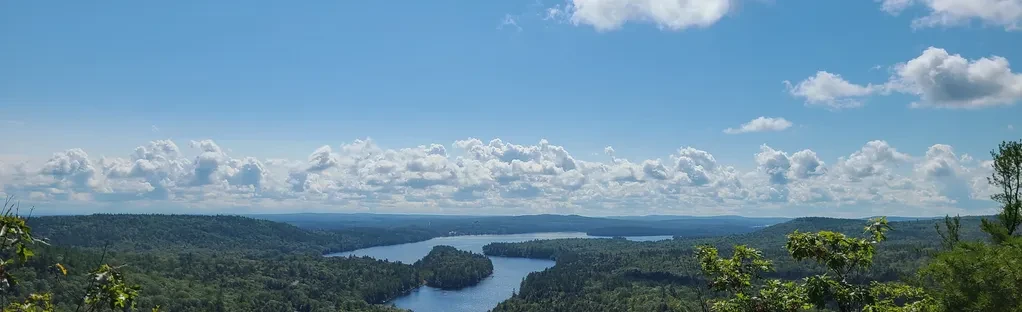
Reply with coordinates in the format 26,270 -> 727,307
0,137 -> 999,216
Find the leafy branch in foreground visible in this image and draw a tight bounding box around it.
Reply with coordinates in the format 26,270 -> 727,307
697,217 -> 934,312
0,196 -> 152,312
81,265 -> 141,311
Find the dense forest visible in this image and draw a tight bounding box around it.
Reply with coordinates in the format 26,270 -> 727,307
1,211 -> 777,311
7,213 -> 428,311
413,246 -> 494,290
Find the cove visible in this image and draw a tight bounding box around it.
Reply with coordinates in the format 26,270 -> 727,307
327,233 -> 674,312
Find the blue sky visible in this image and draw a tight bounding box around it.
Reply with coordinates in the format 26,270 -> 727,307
1,0 -> 1020,216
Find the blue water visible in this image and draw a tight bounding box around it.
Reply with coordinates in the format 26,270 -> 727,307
327,233 -> 674,312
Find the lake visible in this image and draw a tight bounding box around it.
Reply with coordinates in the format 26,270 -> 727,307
327,233 -> 674,312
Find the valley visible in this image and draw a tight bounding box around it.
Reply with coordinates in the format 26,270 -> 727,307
6,212 -> 980,311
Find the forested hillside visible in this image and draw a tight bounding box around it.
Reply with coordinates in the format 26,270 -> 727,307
11,214 -> 443,311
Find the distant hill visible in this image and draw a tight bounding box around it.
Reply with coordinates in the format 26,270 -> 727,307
747,216 -> 988,240
872,216 -> 944,222
249,213 -> 783,237
607,214 -> 791,224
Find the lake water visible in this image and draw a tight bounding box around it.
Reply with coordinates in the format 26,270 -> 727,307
327,233 -> 673,312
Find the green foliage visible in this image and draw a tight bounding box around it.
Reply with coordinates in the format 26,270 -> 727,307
696,245 -> 772,294
863,282 -> 932,312
0,198 -> 48,292
697,218 -> 933,312
918,139 -> 1022,311
414,245 -> 493,290
0,197 -> 150,312
920,237 -> 1022,312
4,293 -> 53,312
697,245 -> 809,312
83,264 -> 141,311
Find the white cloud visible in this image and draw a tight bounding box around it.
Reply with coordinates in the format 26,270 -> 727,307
916,144 -> 959,178
879,0 -> 1022,31
834,140 -> 911,180
785,71 -> 881,109
40,149 -> 100,191
724,117 -> 794,134
551,0 -> 732,31
889,47 -> 1022,108
0,138 -> 1000,216
755,145 -> 825,185
788,47 -> 1022,109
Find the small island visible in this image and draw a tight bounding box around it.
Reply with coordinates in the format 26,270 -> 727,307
414,245 -> 494,290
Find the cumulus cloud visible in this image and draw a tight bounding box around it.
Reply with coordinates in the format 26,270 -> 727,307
785,71 -> 881,109
549,0 -> 732,31
835,140 -> 911,180
916,144 -> 960,178
41,149 -> 99,191
306,145 -> 339,173
788,47 -> 1022,109
889,47 -> 1022,108
724,117 -> 794,134
879,0 -> 1022,30
0,137 -> 1001,216
755,145 -> 825,185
